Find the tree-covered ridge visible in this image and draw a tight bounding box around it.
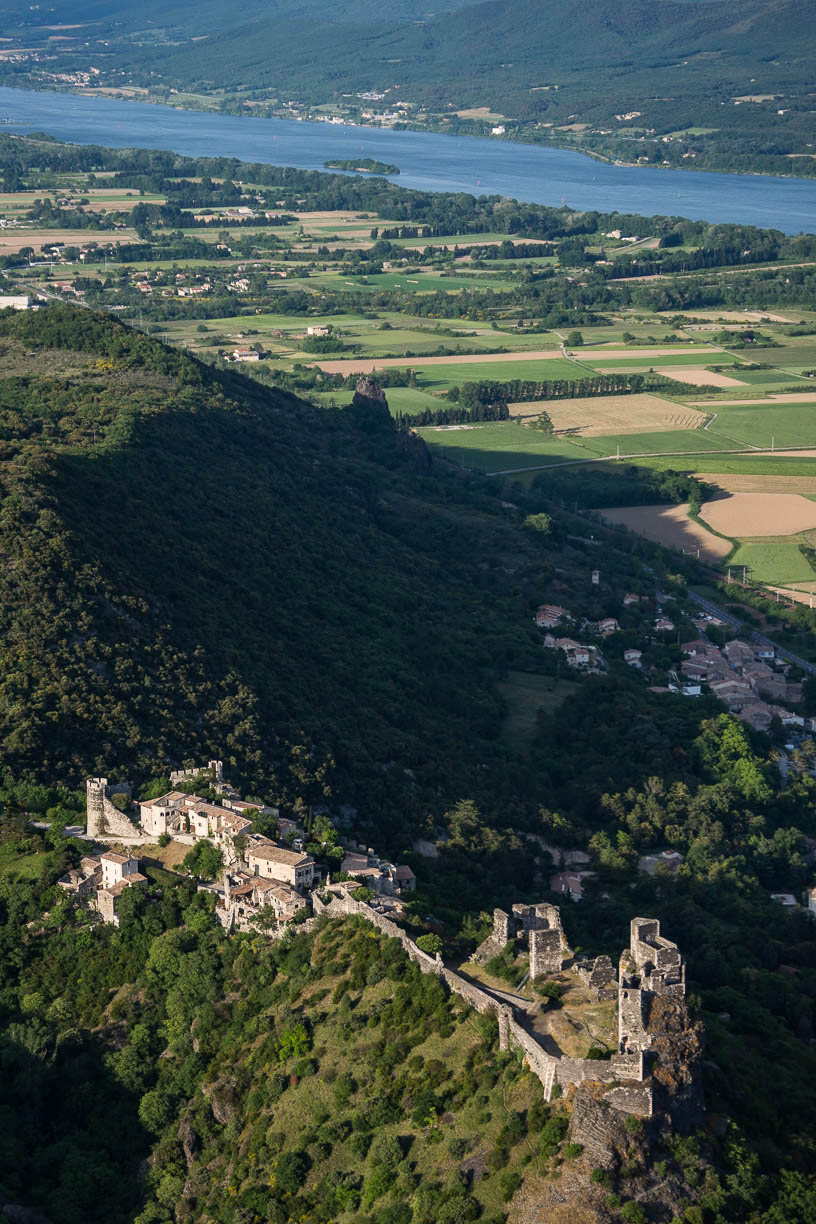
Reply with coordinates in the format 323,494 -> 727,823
0,304 -> 552,819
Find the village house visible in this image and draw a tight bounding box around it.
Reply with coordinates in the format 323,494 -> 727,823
96,852 -> 147,924
805,885 -> 816,915
738,701 -> 774,733
639,849 -> 685,876
654,617 -> 675,632
709,678 -> 753,710
232,347 -> 261,362
139,790 -> 254,856
594,617 -> 620,637
543,635 -> 602,670
339,848 -> 416,895
247,839 -> 316,889
624,648 -> 643,668
622,593 -> 641,607
724,639 -> 756,669
535,604 -> 571,629
213,871 -> 308,933
58,854 -> 102,897
550,870 -> 594,901
681,639 -> 713,657
188,802 -> 254,846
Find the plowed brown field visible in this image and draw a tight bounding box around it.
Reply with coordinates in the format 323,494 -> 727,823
600,504 -> 731,561
699,492 -> 816,536
512,393 -> 706,435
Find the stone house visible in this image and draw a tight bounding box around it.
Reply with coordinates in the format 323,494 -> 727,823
738,701 -> 774,732
724,639 -> 755,668
247,839 -> 316,889
215,871 -> 308,932
96,852 -> 147,924
535,604 -> 571,629
139,790 -> 191,837
139,791 -> 253,851
340,849 -> 416,894
550,870 -> 594,901
57,854 -> 102,897
187,801 -> 254,846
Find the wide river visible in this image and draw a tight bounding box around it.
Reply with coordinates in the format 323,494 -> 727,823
3,86 -> 816,234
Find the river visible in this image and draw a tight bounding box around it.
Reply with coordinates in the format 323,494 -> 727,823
3,86 -> 816,234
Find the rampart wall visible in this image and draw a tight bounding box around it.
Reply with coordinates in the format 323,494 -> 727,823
312,889 -> 655,1114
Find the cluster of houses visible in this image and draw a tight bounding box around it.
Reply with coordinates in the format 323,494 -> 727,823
59,762 -> 416,932
58,850 -> 148,926
678,636 -> 803,732
535,599 -> 672,672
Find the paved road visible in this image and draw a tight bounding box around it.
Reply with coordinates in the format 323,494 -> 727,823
687,590 -> 816,676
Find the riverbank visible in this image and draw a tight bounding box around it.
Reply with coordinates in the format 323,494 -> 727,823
4,77 -> 816,184
2,86 -> 816,233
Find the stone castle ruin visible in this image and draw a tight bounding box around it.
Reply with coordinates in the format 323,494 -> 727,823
86,778 -> 151,843
170,759 -> 223,786
476,902 -> 571,978
316,886 -> 703,1129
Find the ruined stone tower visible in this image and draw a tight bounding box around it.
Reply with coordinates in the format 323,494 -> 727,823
86,777 -> 145,842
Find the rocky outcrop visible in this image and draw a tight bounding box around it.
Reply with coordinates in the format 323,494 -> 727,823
645,993 -> 705,1129
348,377 -> 393,432
202,1075 -> 239,1126
396,428 -> 432,471
178,1114 -> 201,1165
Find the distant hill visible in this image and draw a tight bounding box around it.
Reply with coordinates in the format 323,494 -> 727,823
93,0 -> 816,121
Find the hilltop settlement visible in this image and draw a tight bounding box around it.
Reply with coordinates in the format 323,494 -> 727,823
58,762 -> 415,931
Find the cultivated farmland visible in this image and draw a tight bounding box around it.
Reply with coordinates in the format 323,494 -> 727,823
599,504 -> 732,562
523,393 -> 708,436
698,492 -> 816,537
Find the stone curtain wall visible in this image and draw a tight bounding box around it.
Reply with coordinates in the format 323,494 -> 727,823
313,890 -> 653,1113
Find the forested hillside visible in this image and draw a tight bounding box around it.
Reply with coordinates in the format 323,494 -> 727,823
0,304 -> 557,822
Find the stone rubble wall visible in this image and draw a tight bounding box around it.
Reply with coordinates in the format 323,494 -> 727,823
313,889 -> 652,1113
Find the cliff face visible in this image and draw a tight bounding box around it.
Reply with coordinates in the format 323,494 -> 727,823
646,993 -> 705,1130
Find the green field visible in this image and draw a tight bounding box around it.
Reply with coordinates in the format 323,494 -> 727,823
409,357 -> 591,392
583,353 -> 744,370
707,402 -> 816,449
727,537 -> 816,584
728,367 -> 802,385
315,386 -> 446,415
419,421 -> 732,473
